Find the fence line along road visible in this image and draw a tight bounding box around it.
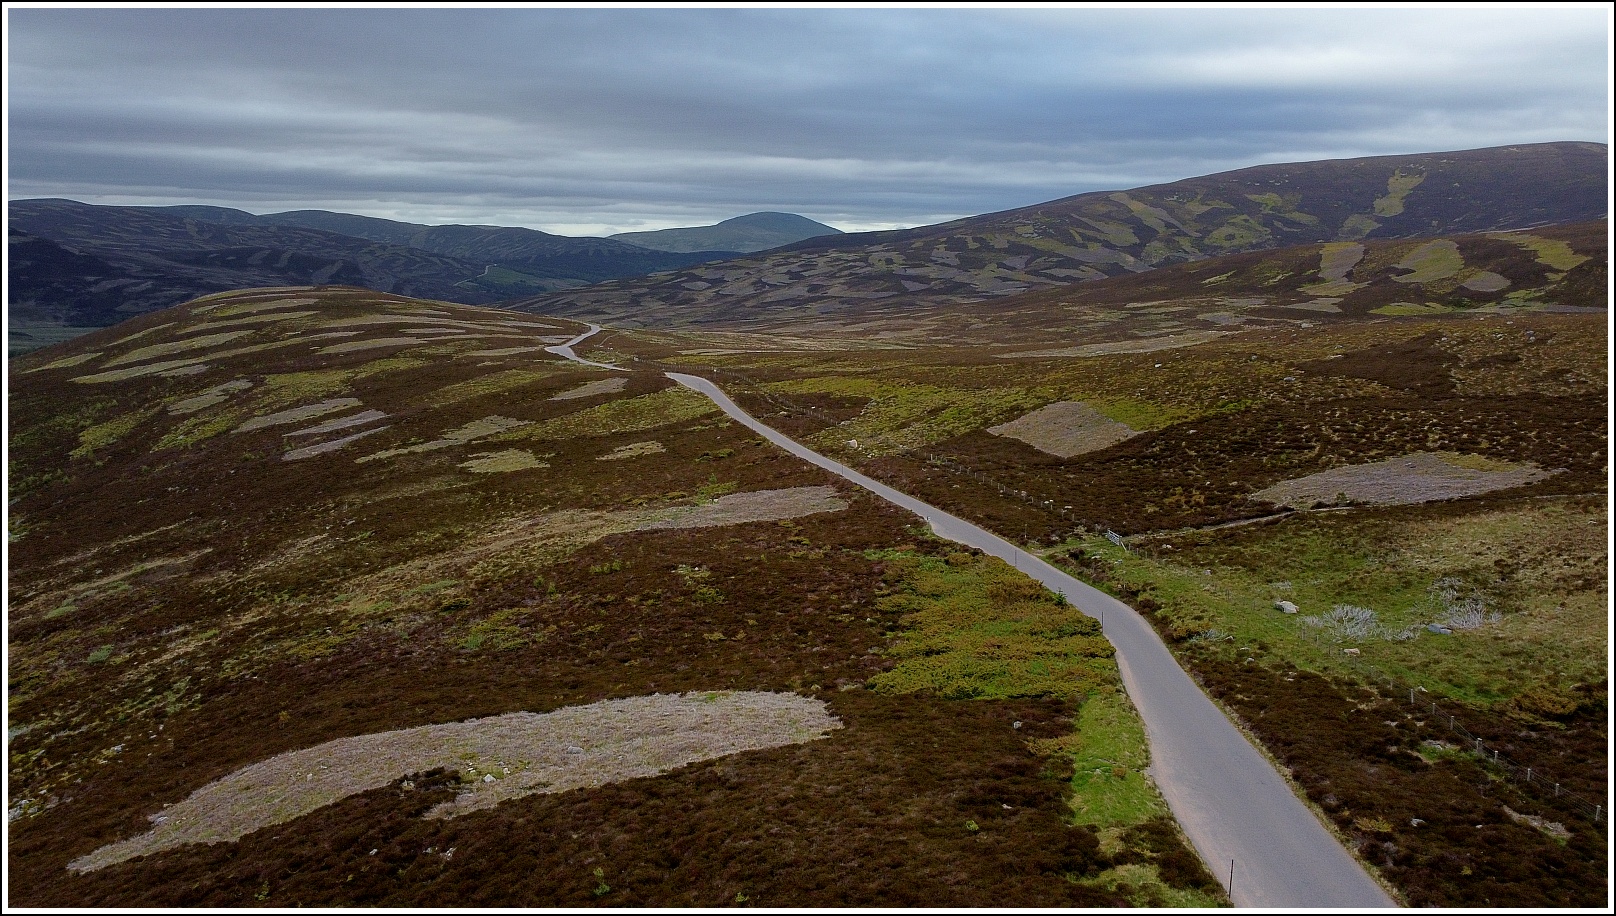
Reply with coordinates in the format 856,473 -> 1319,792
1356,663 -> 1604,824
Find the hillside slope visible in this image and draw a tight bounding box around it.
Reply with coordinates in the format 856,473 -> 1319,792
168,207 -> 737,281
7,200 -> 508,315
610,212 -> 842,253
6,202 -> 734,349
588,220 -> 1605,352
511,142 -> 1607,327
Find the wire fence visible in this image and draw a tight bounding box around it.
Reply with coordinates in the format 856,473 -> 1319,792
1349,661 -> 1605,824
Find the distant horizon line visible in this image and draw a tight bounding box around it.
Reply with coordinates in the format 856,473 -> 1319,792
5,196 -> 888,240
9,139 -> 1605,239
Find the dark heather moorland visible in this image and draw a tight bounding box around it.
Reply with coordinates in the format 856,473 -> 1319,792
572,214 -> 1608,907
7,142 -> 1609,908
8,289 -> 1221,907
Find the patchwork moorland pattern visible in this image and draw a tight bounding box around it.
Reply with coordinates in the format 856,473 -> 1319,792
513,144 -> 1605,332
9,199 -> 1608,906
8,288 -> 1216,907
621,257 -> 1607,905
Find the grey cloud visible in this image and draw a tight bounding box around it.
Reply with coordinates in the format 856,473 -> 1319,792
6,8 -> 1607,234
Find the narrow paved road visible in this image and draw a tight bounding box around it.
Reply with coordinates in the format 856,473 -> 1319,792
544,325 -> 627,372
550,328 -> 1396,907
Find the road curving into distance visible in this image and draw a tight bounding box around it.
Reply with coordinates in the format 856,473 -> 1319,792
550,326 -> 1397,908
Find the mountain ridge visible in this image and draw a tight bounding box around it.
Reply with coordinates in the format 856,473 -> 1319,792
610,211 -> 842,253
6,200 -> 738,347
510,142 -> 1607,327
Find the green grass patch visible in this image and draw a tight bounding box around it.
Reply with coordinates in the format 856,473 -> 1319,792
506,387 -> 718,441
153,412 -> 239,451
102,330 -> 255,368
426,369 -> 556,407
1337,214 -> 1380,241
1077,498 -> 1607,707
864,545 -> 1211,890
1203,215 -> 1270,249
767,376 -> 1045,455
1086,397 -> 1198,432
1373,169 -> 1425,217
1075,861 -> 1227,908
1391,240 -> 1464,284
1495,233 -> 1589,272
460,449 -> 549,473
867,551 -> 1112,700
458,608 -> 550,652
71,407 -> 159,460
460,264 -> 555,290
1059,688 -> 1167,827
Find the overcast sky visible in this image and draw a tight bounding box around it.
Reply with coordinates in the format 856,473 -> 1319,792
5,6 -> 1610,236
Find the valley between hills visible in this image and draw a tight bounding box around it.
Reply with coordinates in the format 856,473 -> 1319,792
5,143 -> 1609,907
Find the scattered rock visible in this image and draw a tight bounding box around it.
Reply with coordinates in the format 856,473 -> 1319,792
1426,623 -> 1454,634
1275,600 -> 1299,614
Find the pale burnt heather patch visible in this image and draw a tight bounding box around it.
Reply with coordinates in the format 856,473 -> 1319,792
1250,452 -> 1557,508
69,691 -> 840,873
988,401 -> 1138,458
642,486 -> 847,530
550,377 -> 629,401
598,440 -> 666,461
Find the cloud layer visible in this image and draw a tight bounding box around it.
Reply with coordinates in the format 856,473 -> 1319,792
7,8 -> 1609,234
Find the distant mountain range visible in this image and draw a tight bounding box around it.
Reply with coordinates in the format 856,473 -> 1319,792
6,201 -> 751,338
510,142 -> 1607,327
609,212 -> 842,253
9,142 -> 1605,351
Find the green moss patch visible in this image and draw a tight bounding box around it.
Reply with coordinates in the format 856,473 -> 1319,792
71,407 -> 159,460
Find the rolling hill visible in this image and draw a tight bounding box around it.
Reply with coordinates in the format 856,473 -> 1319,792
155,206 -> 741,282
6,201 -> 738,352
609,212 -> 843,253
7,286 -> 1208,907
509,142 -> 1607,327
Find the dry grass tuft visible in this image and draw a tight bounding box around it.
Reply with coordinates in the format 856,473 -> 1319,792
597,440 -> 666,461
